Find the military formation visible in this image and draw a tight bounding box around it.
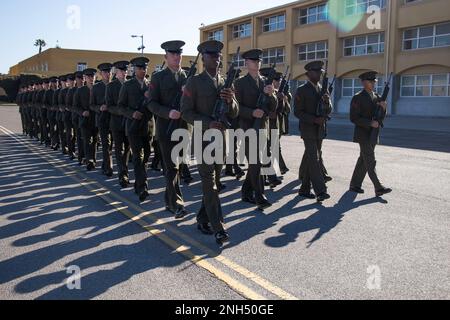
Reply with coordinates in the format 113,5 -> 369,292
16,39 -> 392,245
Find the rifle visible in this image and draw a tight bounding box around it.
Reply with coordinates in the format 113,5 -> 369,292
316,60 -> 330,118
328,76 -> 336,95
128,79 -> 150,133
278,66 -> 290,97
283,73 -> 291,96
166,52 -> 201,135
213,47 -> 241,129
254,56 -> 279,130
370,72 -> 393,144
276,66 -> 290,114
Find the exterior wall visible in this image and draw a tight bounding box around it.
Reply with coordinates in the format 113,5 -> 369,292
200,0 -> 450,117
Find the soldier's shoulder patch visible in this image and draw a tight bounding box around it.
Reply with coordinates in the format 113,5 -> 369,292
182,87 -> 192,98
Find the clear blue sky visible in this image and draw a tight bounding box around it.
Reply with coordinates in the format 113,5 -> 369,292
0,0 -> 295,74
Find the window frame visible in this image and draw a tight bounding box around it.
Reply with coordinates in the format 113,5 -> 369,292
403,22 -> 450,51
208,29 -> 224,41
261,47 -> 285,65
298,3 -> 329,25
77,63 -> 87,72
297,41 -> 329,61
262,14 -> 286,33
343,32 -> 385,57
229,53 -> 245,68
232,22 -> 252,39
341,76 -> 385,97
400,74 -> 450,97
344,0 -> 387,16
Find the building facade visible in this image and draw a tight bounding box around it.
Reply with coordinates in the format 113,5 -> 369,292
9,48 -> 196,79
200,0 -> 450,116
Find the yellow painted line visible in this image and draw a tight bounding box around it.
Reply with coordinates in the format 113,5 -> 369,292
0,125 -> 300,300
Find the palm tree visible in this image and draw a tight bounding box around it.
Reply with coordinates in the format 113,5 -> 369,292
34,39 -> 46,54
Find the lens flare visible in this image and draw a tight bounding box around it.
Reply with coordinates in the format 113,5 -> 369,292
328,0 -> 366,33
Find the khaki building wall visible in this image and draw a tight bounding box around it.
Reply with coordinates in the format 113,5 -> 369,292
200,0 -> 450,116
9,48 -> 197,78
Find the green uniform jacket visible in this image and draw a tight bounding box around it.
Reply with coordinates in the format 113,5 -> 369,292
73,86 -> 94,129
271,91 -> 292,133
294,82 -> 332,140
118,78 -> 152,137
58,87 -> 69,122
38,90 -> 47,117
180,70 -> 239,132
90,81 -> 110,128
147,68 -> 191,141
350,90 -> 386,144
234,73 -> 277,131
44,89 -> 54,120
106,79 -> 125,132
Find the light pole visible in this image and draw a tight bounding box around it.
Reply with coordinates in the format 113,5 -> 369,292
131,35 -> 145,56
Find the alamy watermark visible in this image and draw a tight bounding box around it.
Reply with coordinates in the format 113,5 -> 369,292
66,5 -> 81,30
366,265 -> 382,290
170,122 -> 280,176
66,265 -> 82,290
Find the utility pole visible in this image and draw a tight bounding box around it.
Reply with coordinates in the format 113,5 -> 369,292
131,35 -> 145,56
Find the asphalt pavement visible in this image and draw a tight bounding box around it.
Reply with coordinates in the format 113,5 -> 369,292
0,105 -> 449,300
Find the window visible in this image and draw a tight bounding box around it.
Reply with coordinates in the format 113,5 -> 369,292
232,22 -> 252,39
208,29 -> 223,41
299,3 -> 329,25
342,76 -> 385,97
345,0 -> 387,16
343,33 -> 384,56
401,74 -> 450,97
262,14 -> 286,33
229,53 -> 245,68
403,22 -> 450,50
298,41 -> 328,61
77,63 -> 87,72
262,47 -> 285,65
291,80 -> 307,90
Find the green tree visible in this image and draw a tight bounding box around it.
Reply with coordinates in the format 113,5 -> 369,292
34,39 -> 47,54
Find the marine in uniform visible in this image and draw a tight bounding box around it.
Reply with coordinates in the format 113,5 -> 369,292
234,49 -> 277,211
72,71 -> 86,165
181,40 -> 239,244
51,77 -> 62,150
106,61 -> 131,188
147,40 -> 191,219
294,61 -> 332,202
64,73 -> 76,159
118,57 -> 152,202
349,71 -> 392,197
40,79 -> 51,146
273,71 -> 291,176
24,84 -> 32,139
91,63 -> 113,177
44,77 -> 57,149
74,68 -> 97,170
17,88 -> 25,135
57,75 -> 68,154
260,69 -> 283,189
35,80 -> 46,145
31,81 -> 42,141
